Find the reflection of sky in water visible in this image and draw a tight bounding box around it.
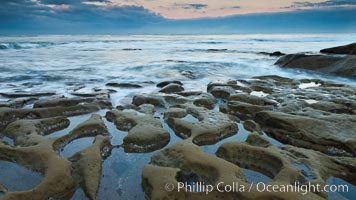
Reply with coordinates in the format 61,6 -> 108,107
1,136 -> 14,146
327,177 -> 356,200
242,168 -> 272,184
292,162 -> 315,181
0,161 -> 42,192
60,137 -> 95,158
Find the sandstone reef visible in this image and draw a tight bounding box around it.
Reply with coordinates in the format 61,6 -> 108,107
0,77 -> 355,200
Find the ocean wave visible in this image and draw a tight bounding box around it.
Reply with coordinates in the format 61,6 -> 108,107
0,34 -> 355,96
0,44 -> 8,49
122,48 -> 142,51
195,41 -> 226,44
0,42 -> 64,50
249,38 -> 339,43
182,48 -> 231,53
0,43 -> 22,49
179,49 -> 263,54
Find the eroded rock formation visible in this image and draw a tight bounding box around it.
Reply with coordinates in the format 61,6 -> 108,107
0,75 -> 355,200
0,114 -> 111,200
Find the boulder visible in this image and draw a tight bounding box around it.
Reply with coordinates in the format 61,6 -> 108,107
156,81 -> 183,88
159,83 -> 184,94
132,94 -> 166,107
221,101 -> 272,120
245,132 -> 271,147
243,120 -> 262,134
163,107 -> 187,119
192,93 -> 216,109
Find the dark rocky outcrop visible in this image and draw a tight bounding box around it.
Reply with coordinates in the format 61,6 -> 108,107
275,54 -> 356,78
33,97 -> 112,109
105,82 -> 142,88
0,91 -> 56,98
320,43 -> 356,55
156,81 -> 183,88
259,51 -> 286,56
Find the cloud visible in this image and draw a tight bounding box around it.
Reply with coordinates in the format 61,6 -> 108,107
0,0 -> 163,33
152,7 -> 356,34
173,3 -> 208,10
40,0 -> 111,5
284,0 -> 356,9
0,0 -> 355,34
220,6 -> 241,10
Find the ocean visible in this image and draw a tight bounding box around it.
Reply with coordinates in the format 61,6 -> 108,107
0,34 -> 355,103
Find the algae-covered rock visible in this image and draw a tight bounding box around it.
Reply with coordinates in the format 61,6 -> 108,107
167,104 -> 238,145
142,140 -> 323,200
0,114 -> 111,200
106,109 -> 170,153
0,104 -> 100,131
255,111 -> 356,156
159,83 -> 184,94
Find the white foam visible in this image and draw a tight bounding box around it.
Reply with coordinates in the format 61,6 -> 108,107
304,99 -> 318,104
250,91 -> 269,97
298,82 -> 321,89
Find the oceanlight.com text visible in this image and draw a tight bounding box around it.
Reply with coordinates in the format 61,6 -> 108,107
164,181 -> 349,195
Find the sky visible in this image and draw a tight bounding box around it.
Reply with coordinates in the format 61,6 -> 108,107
1,0 -> 356,34
110,0 -> 353,19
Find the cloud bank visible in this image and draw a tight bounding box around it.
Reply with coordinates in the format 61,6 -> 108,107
285,0 -> 356,9
0,0 -> 355,34
0,0 -> 163,34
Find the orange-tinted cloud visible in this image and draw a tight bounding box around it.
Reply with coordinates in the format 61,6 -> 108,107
111,0 -> 356,19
